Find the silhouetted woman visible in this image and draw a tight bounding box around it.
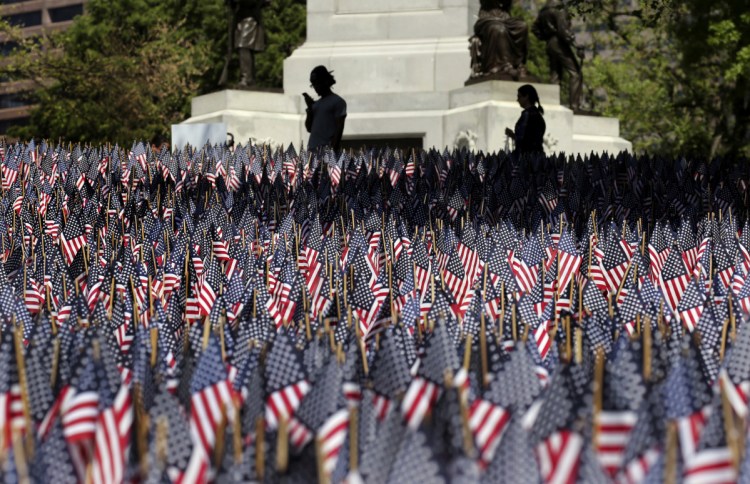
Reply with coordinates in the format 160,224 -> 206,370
505,84 -> 546,154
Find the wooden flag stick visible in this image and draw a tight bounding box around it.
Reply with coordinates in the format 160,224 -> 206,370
463,334 -> 473,371
315,437 -> 329,484
721,384 -> 741,470
13,323 -> 33,459
359,337 -> 369,376
213,410 -> 227,470
479,312 -> 488,388
156,417 -> 168,469
592,348 -> 605,447
349,406 -> 359,472
564,317 -> 572,362
150,327 -> 158,367
277,415 -> 289,473
11,430 -> 30,484
50,337 -> 60,389
256,417 -> 265,480
720,318 -> 731,361
643,315 -> 652,381
664,422 -> 678,484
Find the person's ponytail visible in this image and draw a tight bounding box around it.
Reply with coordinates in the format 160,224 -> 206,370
518,84 -> 544,115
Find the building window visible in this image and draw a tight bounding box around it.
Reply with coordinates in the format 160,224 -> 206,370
49,4 -> 84,23
0,92 -> 27,109
4,11 -> 42,27
0,117 -> 29,135
0,40 -> 19,55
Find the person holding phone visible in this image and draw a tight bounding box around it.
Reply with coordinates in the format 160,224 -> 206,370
304,66 -> 347,152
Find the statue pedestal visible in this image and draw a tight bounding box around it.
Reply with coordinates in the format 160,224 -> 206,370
180,0 -> 631,154
184,81 -> 631,155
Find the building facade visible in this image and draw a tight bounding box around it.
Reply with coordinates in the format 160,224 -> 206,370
0,0 -> 87,135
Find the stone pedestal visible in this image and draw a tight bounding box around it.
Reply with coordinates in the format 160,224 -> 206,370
181,0 -> 631,155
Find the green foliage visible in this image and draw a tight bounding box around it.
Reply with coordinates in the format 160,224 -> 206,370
255,0 -> 306,87
0,0 -> 306,144
573,0 -> 749,158
511,1 -> 551,83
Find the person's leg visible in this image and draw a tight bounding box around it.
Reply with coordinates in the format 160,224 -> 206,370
560,54 -> 582,111
238,48 -> 255,86
547,38 -> 563,84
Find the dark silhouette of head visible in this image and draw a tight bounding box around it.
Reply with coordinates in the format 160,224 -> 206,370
310,65 -> 336,96
517,84 -> 544,114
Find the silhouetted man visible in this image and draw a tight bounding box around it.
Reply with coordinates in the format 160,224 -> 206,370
304,66 -> 347,152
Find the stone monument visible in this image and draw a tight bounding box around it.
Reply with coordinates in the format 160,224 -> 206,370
181,0 -> 630,155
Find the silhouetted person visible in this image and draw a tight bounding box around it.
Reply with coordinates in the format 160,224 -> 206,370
505,84 -> 546,154
532,0 -> 583,111
304,66 -> 347,152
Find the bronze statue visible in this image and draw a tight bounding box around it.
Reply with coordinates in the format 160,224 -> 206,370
532,0 -> 584,111
219,0 -> 271,88
469,0 -> 530,82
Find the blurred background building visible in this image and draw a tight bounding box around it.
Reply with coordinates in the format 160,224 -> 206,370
0,0 -> 87,135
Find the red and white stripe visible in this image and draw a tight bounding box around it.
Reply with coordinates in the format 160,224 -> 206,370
61,387 -> 99,444
373,394 -> 393,421
557,251 -> 582,294
679,303 -> 704,333
603,261 -> 629,295
60,233 -> 87,265
288,418 -> 313,449
683,447 -> 736,484
677,408 -> 709,462
662,273 -> 689,313
719,368 -> 750,418
401,377 -> 441,430
509,252 -> 539,294
648,246 -> 669,283
536,430 -> 583,484
92,386 -> 133,484
318,409 -> 349,477
197,281 -> 218,317
265,381 -> 312,429
468,398 -> 511,467
617,448 -> 661,484
190,379 -> 233,461
534,323 -> 552,360
595,410 -> 637,477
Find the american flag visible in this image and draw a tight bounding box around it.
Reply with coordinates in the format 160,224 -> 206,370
188,336 -> 232,478
660,243 -> 691,312
264,332 -> 310,429
401,321 -> 458,430
60,213 -> 87,266
677,278 -> 705,332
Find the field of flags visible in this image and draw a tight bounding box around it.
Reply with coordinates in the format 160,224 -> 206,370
2,138 -> 750,483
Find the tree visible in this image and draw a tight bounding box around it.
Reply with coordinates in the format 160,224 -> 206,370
569,0 -> 749,158
0,0 -> 306,144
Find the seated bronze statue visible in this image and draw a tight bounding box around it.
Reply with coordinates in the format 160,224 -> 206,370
469,0 -> 530,81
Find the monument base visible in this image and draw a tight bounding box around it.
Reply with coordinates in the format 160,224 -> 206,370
182,81 -> 631,155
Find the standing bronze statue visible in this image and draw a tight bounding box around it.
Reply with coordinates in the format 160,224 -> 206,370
219,0 -> 271,88
469,0 -> 530,82
532,0 -> 584,112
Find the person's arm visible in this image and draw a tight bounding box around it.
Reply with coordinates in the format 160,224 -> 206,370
303,93 -> 314,133
332,115 -> 346,152
331,97 -> 347,152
